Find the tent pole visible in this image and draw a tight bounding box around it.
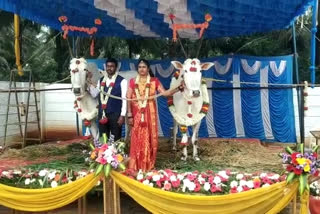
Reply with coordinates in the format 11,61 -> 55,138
310,0 -> 318,86
292,23 -> 302,145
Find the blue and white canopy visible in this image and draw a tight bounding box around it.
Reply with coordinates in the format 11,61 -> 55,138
0,0 -> 314,39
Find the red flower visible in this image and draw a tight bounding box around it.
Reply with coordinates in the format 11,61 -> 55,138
169,13 -> 176,20
171,180 -> 181,188
140,108 -> 146,113
313,152 -> 318,159
293,168 -> 302,175
101,104 -> 107,109
109,82 -> 115,87
187,113 -> 193,118
194,183 -> 201,192
94,18 -> 102,25
84,120 -> 91,127
210,184 -> 221,193
286,165 -> 294,172
314,170 -> 319,176
101,82 -> 106,87
77,108 -> 82,113
163,182 -> 172,191
243,186 -> 250,191
146,83 -> 151,88
253,181 -> 261,189
156,180 -> 162,188
99,118 -> 108,125
230,187 -> 238,193
187,101 -> 192,105
76,60 -> 80,65
135,83 -> 139,88
77,97 -> 82,101
187,174 -> 197,181
291,152 -> 301,165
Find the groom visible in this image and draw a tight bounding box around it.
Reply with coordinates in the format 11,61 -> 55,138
89,58 -> 127,141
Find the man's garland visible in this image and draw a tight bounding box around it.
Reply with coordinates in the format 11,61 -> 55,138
99,73 -> 118,124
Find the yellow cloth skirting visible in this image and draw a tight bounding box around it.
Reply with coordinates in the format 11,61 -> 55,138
0,173 -> 99,212
0,171 -> 307,214
111,171 -> 301,214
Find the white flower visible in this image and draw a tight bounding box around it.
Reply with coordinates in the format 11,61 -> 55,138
48,171 -> 56,180
262,183 -> 270,188
85,157 -> 89,162
177,174 -> 185,180
270,174 -> 280,180
152,174 -> 161,182
316,189 -> 320,195
187,182 -> 196,191
260,173 -> 267,178
96,180 -> 101,186
204,182 -> 211,191
1,171 -> 9,176
170,175 -> 177,182
106,156 -> 114,164
78,171 -> 87,178
13,170 -> 22,175
51,181 -> 58,188
68,180 -> 73,184
218,171 -> 229,179
142,180 -> 150,185
39,170 -> 48,177
137,173 -> 144,180
25,178 -> 31,185
213,176 -> 221,185
103,149 -> 113,157
198,175 -> 205,184
230,181 -> 238,188
236,174 -> 244,180
149,183 -> 154,187
246,180 -> 254,189
239,180 -> 247,187
183,179 -> 190,186
237,186 -> 243,192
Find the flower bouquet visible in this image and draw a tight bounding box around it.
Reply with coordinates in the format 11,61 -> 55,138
89,134 -> 127,177
280,144 -> 320,195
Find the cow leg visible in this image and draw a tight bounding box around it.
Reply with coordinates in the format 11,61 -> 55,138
192,122 -> 201,161
181,133 -> 188,161
172,120 -> 178,151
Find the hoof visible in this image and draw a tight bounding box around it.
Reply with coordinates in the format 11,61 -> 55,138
193,156 -> 200,161
181,156 -> 187,161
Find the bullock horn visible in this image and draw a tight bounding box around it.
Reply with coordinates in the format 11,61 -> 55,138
195,37 -> 204,59
66,38 -> 74,58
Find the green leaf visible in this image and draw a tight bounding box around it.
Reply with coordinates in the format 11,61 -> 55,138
103,133 -> 108,144
286,172 -> 296,183
285,147 -> 293,154
89,143 -> 95,150
299,143 -> 304,154
312,145 -> 319,153
104,164 -> 111,177
299,174 -> 307,195
89,162 -> 96,171
95,164 -> 104,176
118,163 -> 126,171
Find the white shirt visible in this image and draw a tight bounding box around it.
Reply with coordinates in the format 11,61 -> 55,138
89,75 -> 127,116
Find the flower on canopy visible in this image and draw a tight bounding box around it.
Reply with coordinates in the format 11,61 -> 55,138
94,18 -> 102,25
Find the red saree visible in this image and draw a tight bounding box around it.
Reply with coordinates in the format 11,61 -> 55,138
128,77 -> 160,171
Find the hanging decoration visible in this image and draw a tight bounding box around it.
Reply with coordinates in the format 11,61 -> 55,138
58,16 -> 102,56
170,13 -> 212,42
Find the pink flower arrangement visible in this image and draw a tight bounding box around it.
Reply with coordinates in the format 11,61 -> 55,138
124,169 -> 285,195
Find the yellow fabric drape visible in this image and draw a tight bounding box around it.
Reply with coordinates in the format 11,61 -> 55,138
111,171 -> 303,214
14,14 -> 23,76
0,173 -> 99,212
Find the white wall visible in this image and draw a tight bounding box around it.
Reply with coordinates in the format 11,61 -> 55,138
293,87 -> 320,145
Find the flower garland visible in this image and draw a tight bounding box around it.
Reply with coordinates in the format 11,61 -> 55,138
73,97 -> 92,127
168,79 -> 209,126
99,73 -> 118,125
134,75 -> 151,125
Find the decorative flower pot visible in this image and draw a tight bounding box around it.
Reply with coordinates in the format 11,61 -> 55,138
310,196 -> 320,214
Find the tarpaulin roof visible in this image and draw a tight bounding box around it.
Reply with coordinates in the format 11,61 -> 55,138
0,0 -> 314,39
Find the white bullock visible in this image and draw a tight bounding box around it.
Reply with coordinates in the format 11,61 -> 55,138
169,59 -> 214,161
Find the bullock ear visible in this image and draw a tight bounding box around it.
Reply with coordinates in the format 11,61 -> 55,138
171,61 -> 183,70
201,62 -> 214,71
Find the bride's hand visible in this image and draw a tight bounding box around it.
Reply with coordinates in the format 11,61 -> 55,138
128,118 -> 133,126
